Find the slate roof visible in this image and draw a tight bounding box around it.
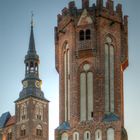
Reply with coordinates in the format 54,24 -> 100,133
17,87 -> 47,102
0,112 -> 11,128
102,113 -> 119,122
56,122 -> 70,131
5,116 -> 16,127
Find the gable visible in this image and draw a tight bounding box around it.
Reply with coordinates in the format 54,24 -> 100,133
77,9 -> 93,26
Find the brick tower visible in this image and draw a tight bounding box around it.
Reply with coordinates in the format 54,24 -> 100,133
15,18 -> 49,140
55,0 -> 128,140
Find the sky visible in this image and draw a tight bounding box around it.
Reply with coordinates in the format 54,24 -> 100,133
0,0 -> 140,140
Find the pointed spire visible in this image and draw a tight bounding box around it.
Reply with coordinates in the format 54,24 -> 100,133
28,12 -> 36,55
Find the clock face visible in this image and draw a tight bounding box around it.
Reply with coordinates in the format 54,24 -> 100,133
23,81 -> 28,88
35,81 -> 41,88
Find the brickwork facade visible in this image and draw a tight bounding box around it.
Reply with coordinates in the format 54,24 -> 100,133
55,0 -> 128,140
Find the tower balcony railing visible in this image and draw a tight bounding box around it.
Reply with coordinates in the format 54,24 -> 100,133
78,40 -> 92,51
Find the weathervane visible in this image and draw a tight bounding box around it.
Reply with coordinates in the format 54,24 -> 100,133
31,11 -> 34,27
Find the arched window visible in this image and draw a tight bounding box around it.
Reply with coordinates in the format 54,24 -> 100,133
20,104 -> 27,121
26,63 -> 29,73
73,132 -> 79,140
7,129 -> 12,140
36,125 -> 43,136
84,131 -> 91,140
35,103 -> 43,120
64,44 -> 70,121
61,133 -> 68,140
30,61 -> 34,73
105,36 -> 115,113
80,64 -> 93,121
107,128 -> 115,140
79,30 -> 85,41
20,125 -> 26,136
35,63 -> 38,72
95,129 -> 102,140
86,29 -> 91,40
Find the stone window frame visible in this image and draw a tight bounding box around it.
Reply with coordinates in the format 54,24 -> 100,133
79,62 -> 94,121
35,103 -> 43,120
95,129 -> 102,140
36,124 -> 43,136
104,35 -> 116,113
62,42 -> 70,122
84,130 -> 91,140
73,131 -> 79,140
20,125 -> 26,136
61,132 -> 68,140
20,103 -> 27,121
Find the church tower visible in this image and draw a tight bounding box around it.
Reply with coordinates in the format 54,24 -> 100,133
55,0 -> 128,140
15,18 -> 49,140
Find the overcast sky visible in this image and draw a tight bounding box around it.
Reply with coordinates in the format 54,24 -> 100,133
0,0 -> 140,140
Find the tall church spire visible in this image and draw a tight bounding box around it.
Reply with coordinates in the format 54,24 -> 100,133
28,13 -> 36,55
16,17 -> 46,101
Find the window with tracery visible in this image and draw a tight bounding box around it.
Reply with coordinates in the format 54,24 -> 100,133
36,125 -> 43,136
105,36 -> 115,113
7,129 -> 12,140
35,103 -> 43,120
20,125 -> 26,136
80,63 -> 93,121
20,104 -> 27,121
63,44 -> 70,121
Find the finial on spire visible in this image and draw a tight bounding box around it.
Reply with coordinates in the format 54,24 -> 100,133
31,11 -> 34,27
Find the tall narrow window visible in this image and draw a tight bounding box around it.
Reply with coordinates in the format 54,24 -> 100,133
62,133 -> 68,140
7,129 -> 12,140
30,61 -> 34,73
73,132 -> 79,140
35,103 -> 43,120
20,125 -> 26,136
107,128 -> 115,140
36,125 -> 43,136
79,30 -> 85,40
86,29 -> 91,40
80,72 -> 86,121
64,44 -> 70,121
20,104 -> 27,121
80,64 -> 93,121
105,37 -> 115,113
84,131 -> 91,140
95,129 -> 102,140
